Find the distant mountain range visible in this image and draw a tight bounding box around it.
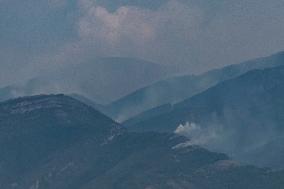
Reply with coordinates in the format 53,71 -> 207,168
125,65 -> 284,169
0,57 -> 173,104
107,51 -> 284,121
1,52 -> 284,122
0,94 -> 283,189
1,51 -> 284,172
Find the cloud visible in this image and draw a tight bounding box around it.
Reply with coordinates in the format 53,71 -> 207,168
76,0 -> 203,67
0,0 -> 284,90
72,0 -> 284,73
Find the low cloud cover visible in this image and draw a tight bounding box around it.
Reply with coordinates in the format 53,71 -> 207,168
0,0 -> 284,87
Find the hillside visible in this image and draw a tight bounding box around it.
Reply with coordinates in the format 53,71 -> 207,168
125,66 -> 284,168
0,95 -> 283,188
108,51 -> 284,121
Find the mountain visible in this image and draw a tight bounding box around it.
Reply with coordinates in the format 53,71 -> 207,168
123,103 -> 173,127
125,66 -> 284,168
69,93 -> 108,114
107,51 -> 284,121
0,94 -> 122,188
0,57 -> 173,104
62,57 -> 174,102
0,94 -> 284,188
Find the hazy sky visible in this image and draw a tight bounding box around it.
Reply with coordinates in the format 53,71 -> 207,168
0,0 -> 284,86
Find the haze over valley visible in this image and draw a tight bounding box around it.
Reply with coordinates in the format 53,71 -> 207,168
1,0 -> 284,188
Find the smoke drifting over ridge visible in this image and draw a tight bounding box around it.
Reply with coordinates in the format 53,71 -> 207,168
174,122 -> 220,146
174,114 -> 284,168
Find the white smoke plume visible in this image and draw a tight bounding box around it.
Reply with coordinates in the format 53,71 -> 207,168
174,122 -> 219,146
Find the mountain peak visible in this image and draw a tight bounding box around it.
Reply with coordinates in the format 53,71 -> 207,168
0,94 -> 98,115
0,94 -> 123,143
0,94 -> 123,134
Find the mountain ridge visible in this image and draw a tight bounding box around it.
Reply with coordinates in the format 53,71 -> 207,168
125,65 -> 284,168
0,57 -> 174,104
0,94 -> 284,188
107,51 -> 284,121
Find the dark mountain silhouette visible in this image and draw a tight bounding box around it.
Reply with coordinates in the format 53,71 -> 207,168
0,95 -> 283,188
